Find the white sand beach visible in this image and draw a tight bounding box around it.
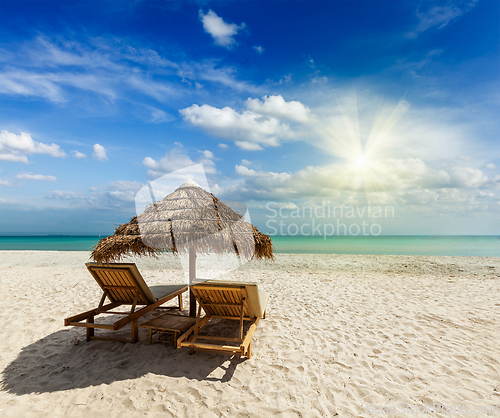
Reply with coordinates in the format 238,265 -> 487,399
0,251 -> 499,417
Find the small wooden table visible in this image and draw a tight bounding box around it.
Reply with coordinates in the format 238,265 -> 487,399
139,314 -> 197,346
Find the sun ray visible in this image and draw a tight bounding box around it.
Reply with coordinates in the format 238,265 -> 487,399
309,92 -> 411,212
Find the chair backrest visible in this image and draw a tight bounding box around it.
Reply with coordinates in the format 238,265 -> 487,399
192,281 -> 264,319
86,263 -> 156,305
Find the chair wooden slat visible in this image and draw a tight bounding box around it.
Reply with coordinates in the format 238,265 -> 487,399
109,269 -> 132,302
178,282 -> 267,358
123,269 -> 150,304
64,263 -> 187,343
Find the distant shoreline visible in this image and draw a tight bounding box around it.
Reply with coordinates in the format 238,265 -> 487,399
0,235 -> 498,257
1,234 -> 499,237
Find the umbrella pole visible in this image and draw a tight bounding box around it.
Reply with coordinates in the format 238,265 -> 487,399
189,246 -> 197,317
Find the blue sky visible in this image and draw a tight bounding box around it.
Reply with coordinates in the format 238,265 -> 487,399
0,0 -> 499,235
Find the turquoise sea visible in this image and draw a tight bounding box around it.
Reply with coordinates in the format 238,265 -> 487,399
0,235 -> 499,257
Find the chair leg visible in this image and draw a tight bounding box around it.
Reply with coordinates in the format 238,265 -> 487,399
239,302 -> 244,340
192,304 -> 203,343
189,290 -> 196,317
86,315 -> 94,342
247,342 -> 252,359
178,294 -> 183,311
131,320 -> 139,343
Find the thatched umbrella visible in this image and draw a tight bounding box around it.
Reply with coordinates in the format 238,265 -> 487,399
91,179 -> 274,316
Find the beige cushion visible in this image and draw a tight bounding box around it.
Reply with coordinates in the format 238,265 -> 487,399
194,280 -> 269,318
150,284 -> 188,300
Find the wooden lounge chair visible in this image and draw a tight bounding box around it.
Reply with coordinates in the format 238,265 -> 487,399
64,263 -> 188,343
177,281 -> 269,358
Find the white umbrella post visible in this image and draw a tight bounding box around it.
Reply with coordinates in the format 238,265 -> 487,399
188,245 -> 197,317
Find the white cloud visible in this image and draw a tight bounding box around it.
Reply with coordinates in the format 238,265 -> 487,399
235,165 -> 270,177
16,172 -> 57,182
235,141 -> 264,151
477,191 -> 495,198
0,178 -> 12,186
92,144 -> 108,161
143,150 -> 195,175
46,190 -> 85,200
71,150 -> 87,159
0,130 -> 66,163
180,103 -> 294,150
181,96 -> 312,150
199,10 -> 245,48
486,163 -> 496,169
449,167 -> 487,188
253,46 -> 264,54
100,180 -> 144,204
456,154 -> 471,161
143,147 -> 217,178
200,150 -> 214,159
218,143 -> 229,149
246,95 -> 312,123
241,159 -> 252,166
230,158 -> 492,202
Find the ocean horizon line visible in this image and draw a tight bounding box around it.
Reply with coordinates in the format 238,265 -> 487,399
1,234 -> 499,237
0,235 -> 499,257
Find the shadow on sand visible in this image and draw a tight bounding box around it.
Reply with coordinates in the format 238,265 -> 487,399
1,324 -> 246,395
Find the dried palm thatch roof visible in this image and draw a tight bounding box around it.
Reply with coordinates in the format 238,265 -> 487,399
91,180 -> 274,264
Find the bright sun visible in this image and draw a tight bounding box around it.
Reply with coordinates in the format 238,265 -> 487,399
353,154 -> 369,170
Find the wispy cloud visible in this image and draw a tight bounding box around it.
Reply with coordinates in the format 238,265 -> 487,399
16,172 -> 57,182
0,36 -> 177,104
46,190 -> 85,200
0,130 -> 66,163
148,107 -> 174,123
199,10 -> 245,48
0,35 -> 258,112
407,1 -> 478,38
97,180 -> 144,205
45,180 -> 144,209
177,60 -> 260,93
